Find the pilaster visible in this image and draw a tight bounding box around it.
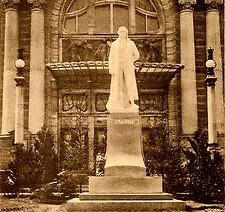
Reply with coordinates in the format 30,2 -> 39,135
28,0 -> 46,133
178,0 -> 198,135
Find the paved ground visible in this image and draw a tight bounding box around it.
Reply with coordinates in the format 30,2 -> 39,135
0,197 -> 61,212
0,197 -> 224,211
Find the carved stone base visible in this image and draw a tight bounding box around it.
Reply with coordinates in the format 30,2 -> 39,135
61,198 -> 186,212
89,176 -> 162,194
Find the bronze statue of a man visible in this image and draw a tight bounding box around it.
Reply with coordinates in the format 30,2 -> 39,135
106,26 -> 140,112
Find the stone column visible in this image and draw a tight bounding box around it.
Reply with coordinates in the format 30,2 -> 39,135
179,0 -> 198,135
129,0 -> 136,34
1,0 -> 19,134
207,82 -> 217,144
28,0 -> 45,134
205,0 -> 224,135
205,49 -> 218,145
14,66 -> 25,145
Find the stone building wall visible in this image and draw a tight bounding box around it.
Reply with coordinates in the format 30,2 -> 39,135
194,10 -> 208,129
18,6 -> 31,131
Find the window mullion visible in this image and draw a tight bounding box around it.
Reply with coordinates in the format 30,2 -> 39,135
145,14 -> 148,33
110,3 -> 113,34
75,15 -> 78,33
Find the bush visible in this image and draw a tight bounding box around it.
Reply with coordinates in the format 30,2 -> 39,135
182,129 -> 225,203
8,127 -> 58,192
143,126 -> 225,202
143,123 -> 185,193
60,115 -> 89,172
33,170 -> 88,202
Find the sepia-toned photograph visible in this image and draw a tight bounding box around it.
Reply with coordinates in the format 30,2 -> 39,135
0,0 -> 224,211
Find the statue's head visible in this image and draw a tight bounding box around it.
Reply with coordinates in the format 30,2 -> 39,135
117,26 -> 128,39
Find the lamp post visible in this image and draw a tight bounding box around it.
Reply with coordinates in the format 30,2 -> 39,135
205,47 -> 218,151
14,48 -> 25,146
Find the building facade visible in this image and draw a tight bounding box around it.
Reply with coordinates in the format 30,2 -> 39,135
0,0 -> 224,169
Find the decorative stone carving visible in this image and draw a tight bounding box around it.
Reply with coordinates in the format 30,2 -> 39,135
139,92 -> 167,113
205,0 -> 223,3
178,0 -> 196,10
205,0 -> 223,10
95,93 -> 109,112
178,0 -> 196,4
62,38 -> 163,63
1,0 -> 20,9
62,93 -> 88,113
28,0 -> 46,9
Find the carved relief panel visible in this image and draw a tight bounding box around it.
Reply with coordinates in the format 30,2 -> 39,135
61,37 -> 164,63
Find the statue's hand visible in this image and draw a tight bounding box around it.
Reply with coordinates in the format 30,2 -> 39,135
109,70 -> 114,75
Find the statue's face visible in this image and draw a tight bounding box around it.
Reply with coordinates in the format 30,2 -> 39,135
118,27 -> 128,39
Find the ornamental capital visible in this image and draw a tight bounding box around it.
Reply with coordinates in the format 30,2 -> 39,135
205,0 -> 223,10
28,0 -> 46,9
205,0 -> 223,4
178,0 -> 196,10
1,0 -> 20,9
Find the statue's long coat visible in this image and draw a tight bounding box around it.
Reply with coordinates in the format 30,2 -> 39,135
107,38 -> 140,109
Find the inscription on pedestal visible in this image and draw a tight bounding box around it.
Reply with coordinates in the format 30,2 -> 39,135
112,118 -> 140,125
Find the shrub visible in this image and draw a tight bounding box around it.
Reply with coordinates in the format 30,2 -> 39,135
60,115 -> 89,173
8,126 -> 58,192
33,170 -> 88,202
142,123 -> 185,193
143,126 -> 225,202
182,129 -> 225,202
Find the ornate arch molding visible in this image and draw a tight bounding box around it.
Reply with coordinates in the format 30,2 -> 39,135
49,0 -> 177,63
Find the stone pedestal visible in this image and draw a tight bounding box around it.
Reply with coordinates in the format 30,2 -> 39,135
60,112 -> 186,211
89,176 -> 162,194
105,113 -> 145,177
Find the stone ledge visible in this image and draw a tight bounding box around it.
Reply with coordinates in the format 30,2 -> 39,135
62,198 -> 186,212
89,176 -> 162,194
79,193 -> 173,201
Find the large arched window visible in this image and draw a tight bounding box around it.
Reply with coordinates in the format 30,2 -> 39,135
62,0 -> 161,35
135,0 -> 160,33
94,1 -> 129,34
63,0 -> 89,34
